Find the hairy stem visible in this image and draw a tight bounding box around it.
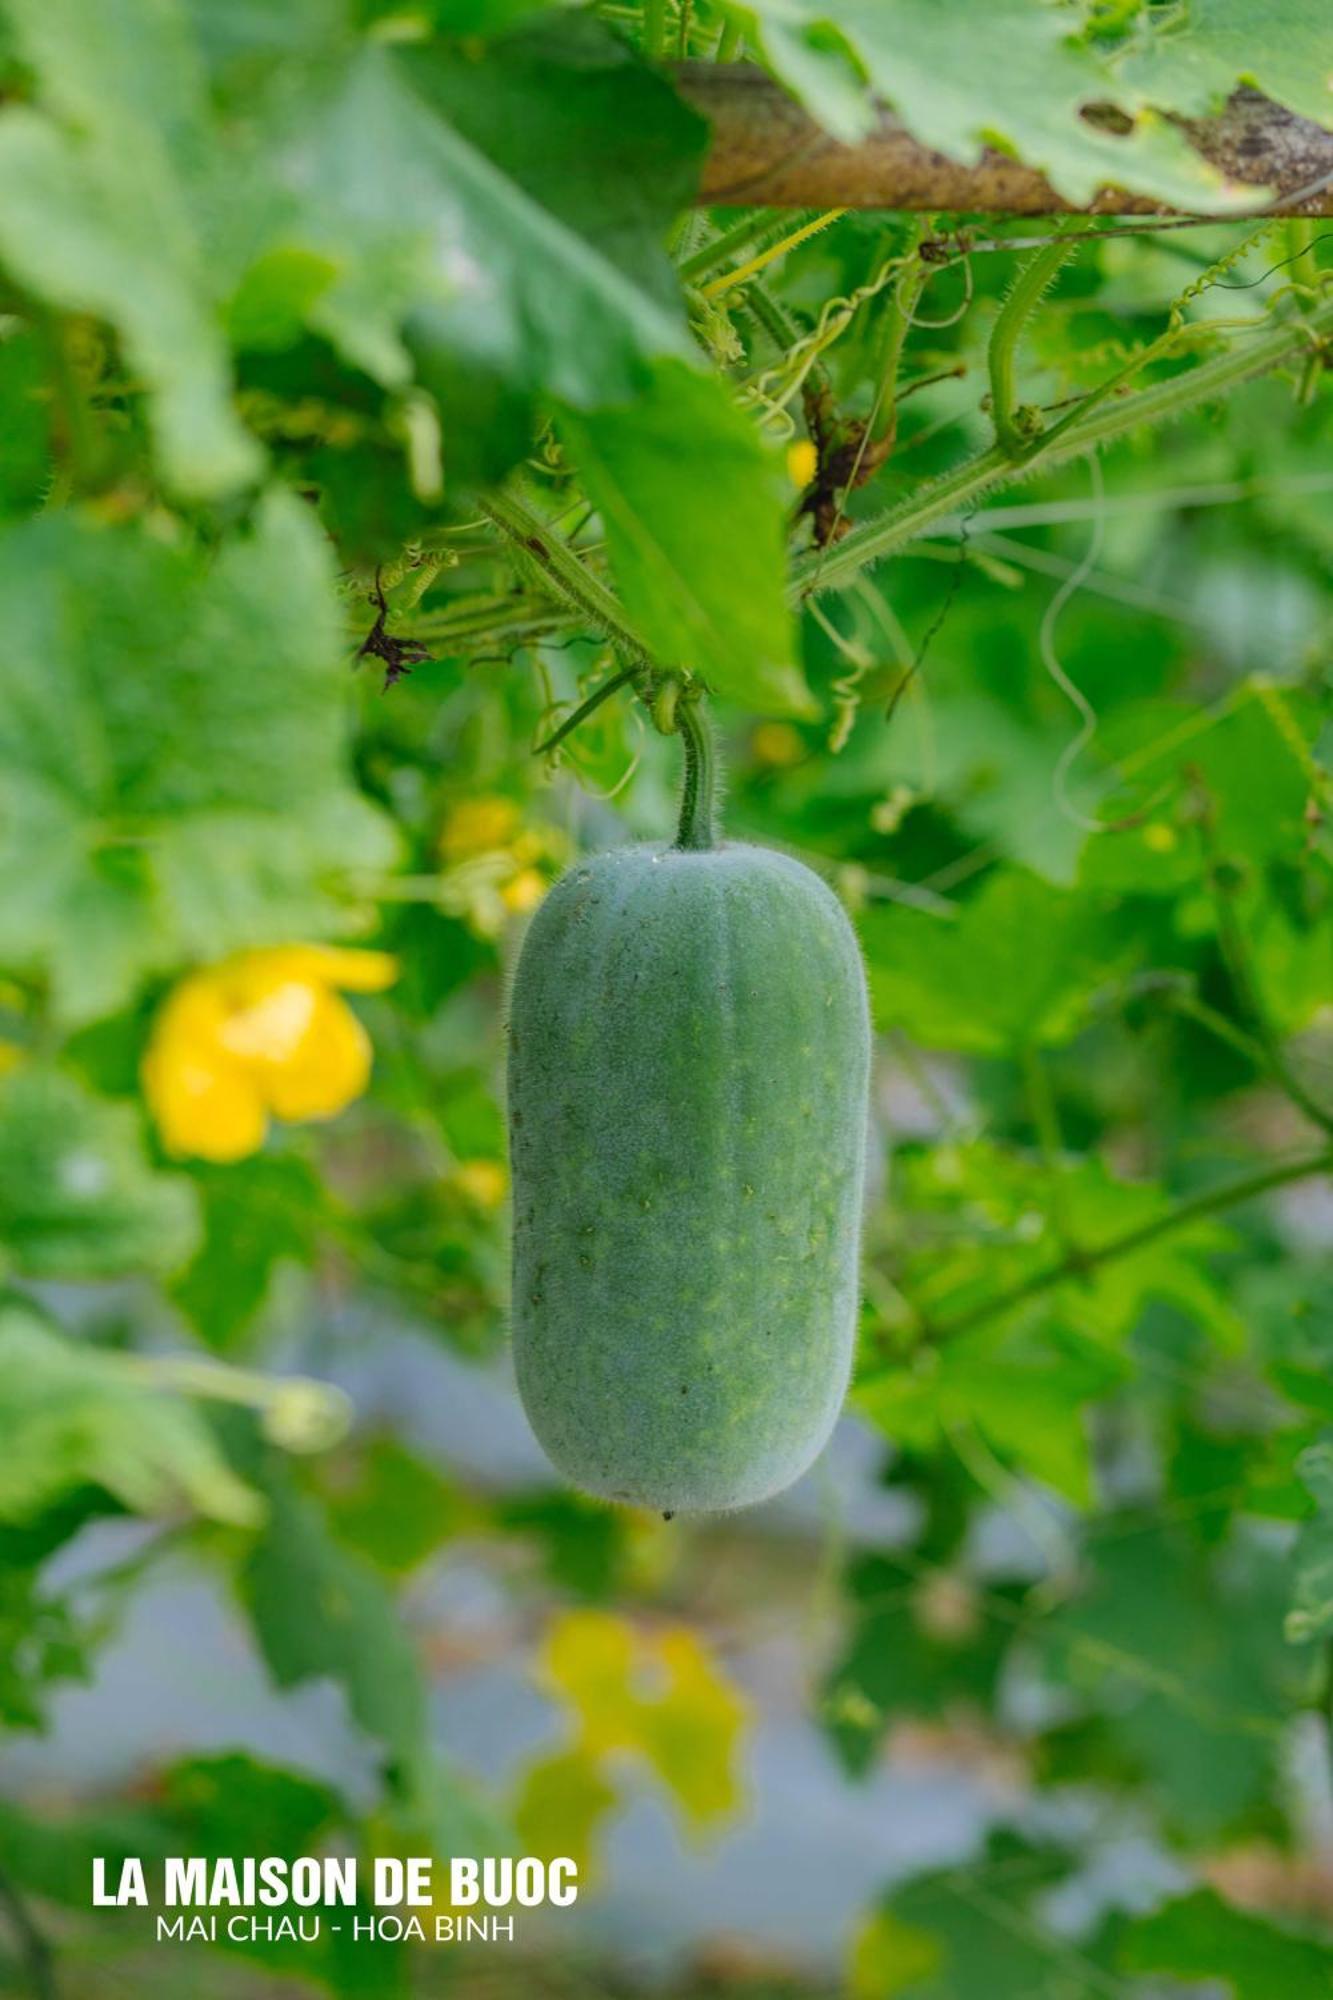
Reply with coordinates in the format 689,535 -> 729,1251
792,290 -> 1333,599
921,1146 -> 1333,1345
534,663 -> 640,755
673,696 -> 719,851
678,209 -> 781,284
988,237 -> 1078,454
642,0 -> 667,60
872,219 -> 926,446
700,207 -> 847,300
479,495 -> 652,667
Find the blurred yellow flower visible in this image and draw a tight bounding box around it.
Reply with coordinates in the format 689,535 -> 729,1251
439,795 -> 520,863
752,721 -> 805,768
786,437 -> 818,487
435,794 -> 564,938
0,1042 -> 22,1078
142,945 -> 398,1162
500,867 -> 546,916
452,1158 -> 508,1210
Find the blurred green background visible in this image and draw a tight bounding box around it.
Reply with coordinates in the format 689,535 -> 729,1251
2,2 -> 1333,1996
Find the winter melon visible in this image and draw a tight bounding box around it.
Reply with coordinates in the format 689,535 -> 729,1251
507,758 -> 870,1513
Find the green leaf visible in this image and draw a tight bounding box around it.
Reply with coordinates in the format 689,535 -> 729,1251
1122,0 -> 1333,130
1038,1528 -> 1297,1837
860,1832 -> 1093,2000
857,1319 -> 1126,1504
172,1154 -> 325,1352
0,1565 -> 88,1732
861,870 -> 1131,1053
301,28 -> 700,404
0,0 -> 261,496
1079,682 -> 1319,896
317,1434 -> 471,1575
736,0 -> 1244,207
1118,1888 -> 1333,2000
823,1551 -> 1020,1775
1284,1438 -> 1333,1643
559,362 -> 810,715
0,1303 -> 262,1528
881,1142 -> 1242,1350
0,1065 -> 199,1278
240,1456 -> 428,1774
0,489 -> 397,1022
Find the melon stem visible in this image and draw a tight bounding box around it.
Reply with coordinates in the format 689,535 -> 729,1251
674,697 -> 719,851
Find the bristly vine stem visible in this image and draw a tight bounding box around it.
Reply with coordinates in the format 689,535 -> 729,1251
673,693 -> 719,852
534,664 -> 641,756
793,289 -> 1333,599
915,1145 -> 1333,1346
988,235 -> 1079,455
478,494 -> 652,668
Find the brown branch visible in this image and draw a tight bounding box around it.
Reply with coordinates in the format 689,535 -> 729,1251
677,66 -> 1333,216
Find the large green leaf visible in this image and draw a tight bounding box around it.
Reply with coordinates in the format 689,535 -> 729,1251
240,1456 -> 428,1775
0,1065 -> 199,1278
297,26 -> 701,404
1122,0 -> 1333,131
0,0 -> 261,496
1079,683 -> 1320,896
0,489 -> 396,1022
857,1318 -> 1127,1503
0,1304 -> 261,1528
861,870 -> 1131,1053
1118,1889 -> 1333,2000
1038,1529 -> 1297,1837
734,0 -> 1246,206
877,1142 -> 1244,1353
853,1833 -> 1094,2000
171,1154 -> 326,1352
559,362 -> 811,714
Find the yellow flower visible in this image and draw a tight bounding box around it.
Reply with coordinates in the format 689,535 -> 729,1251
439,795 -> 520,863
500,867 -> 546,916
751,721 -> 805,768
786,437 -> 818,488
435,797 -> 565,938
142,945 -> 397,1162
453,1159 -> 508,1209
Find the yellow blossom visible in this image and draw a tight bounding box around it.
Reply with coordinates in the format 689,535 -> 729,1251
500,867 -> 546,916
439,795 -> 520,863
752,721 -> 804,768
786,437 -> 818,488
435,796 -> 565,938
142,945 -> 398,1162
453,1158 -> 508,1209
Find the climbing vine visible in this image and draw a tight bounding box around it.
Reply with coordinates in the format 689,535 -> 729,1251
1,2 -> 1333,1996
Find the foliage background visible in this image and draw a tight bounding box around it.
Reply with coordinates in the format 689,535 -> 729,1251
2,0 -> 1333,1994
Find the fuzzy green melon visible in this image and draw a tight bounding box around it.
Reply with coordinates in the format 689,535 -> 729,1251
507,835 -> 870,1514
